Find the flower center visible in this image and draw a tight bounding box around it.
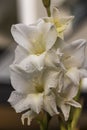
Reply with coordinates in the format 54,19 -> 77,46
53,19 -> 66,33
32,78 -> 44,93
36,85 -> 44,93
31,34 -> 46,55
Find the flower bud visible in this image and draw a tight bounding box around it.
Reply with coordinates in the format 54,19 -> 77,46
42,0 -> 50,8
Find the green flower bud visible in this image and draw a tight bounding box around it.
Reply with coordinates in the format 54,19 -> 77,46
42,0 -> 50,8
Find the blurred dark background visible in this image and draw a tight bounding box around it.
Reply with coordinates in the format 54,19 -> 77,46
0,0 -> 87,129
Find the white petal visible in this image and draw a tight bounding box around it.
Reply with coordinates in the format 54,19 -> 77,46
13,45 -> 28,64
52,7 -> 74,27
45,25 -> 57,50
11,22 -> 47,54
27,93 -> 43,113
57,94 -> 70,121
21,110 -> 36,125
54,38 -> 65,51
45,50 -> 59,68
43,70 -> 59,94
37,19 -> 53,35
45,47 -> 64,68
52,7 -> 60,18
61,104 -> 70,121
66,67 -> 80,85
63,39 -> 87,68
57,71 -> 64,93
39,18 -> 57,50
30,20 -> 57,53
66,100 -> 81,108
11,24 -> 33,52
66,68 -> 87,86
14,93 -> 43,113
59,16 -> 74,25
44,94 -> 59,116
63,81 -> 79,100
16,52 -> 46,73
10,65 -> 36,94
59,75 -> 77,97
8,91 -> 30,112
8,91 -> 26,107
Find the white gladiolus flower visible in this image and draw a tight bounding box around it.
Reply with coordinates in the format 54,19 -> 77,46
11,19 -> 57,73
8,67 -> 59,125
45,39 -> 87,120
47,39 -> 87,84
62,39 -> 87,83
43,7 -> 74,39
56,75 -> 81,121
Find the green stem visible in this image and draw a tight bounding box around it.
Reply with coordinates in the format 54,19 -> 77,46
60,121 -> 71,130
42,0 -> 51,17
37,120 -> 46,130
60,123 -> 66,130
36,111 -> 50,130
39,122 -> 46,130
67,123 -> 71,130
46,7 -> 51,17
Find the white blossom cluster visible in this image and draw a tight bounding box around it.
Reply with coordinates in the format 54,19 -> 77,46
8,8 -> 87,125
